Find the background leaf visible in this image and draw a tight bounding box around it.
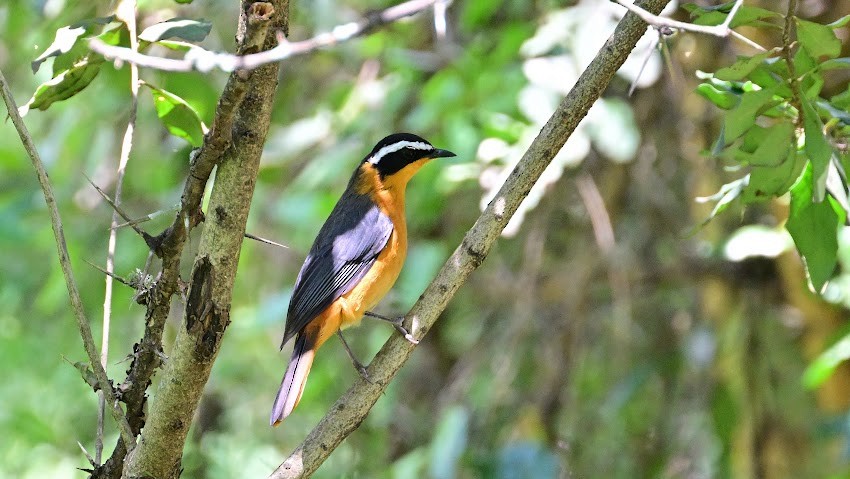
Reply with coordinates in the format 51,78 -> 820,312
138,18 -> 212,43
786,163 -> 844,292
797,18 -> 842,60
143,82 -> 207,146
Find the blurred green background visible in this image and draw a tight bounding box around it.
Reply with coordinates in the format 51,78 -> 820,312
3,0 -> 850,477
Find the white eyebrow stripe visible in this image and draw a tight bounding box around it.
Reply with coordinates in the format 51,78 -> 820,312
368,140 -> 433,164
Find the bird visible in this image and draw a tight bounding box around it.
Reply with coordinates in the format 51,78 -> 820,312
270,133 -> 456,426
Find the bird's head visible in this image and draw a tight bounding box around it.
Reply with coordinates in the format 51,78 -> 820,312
363,133 -> 456,182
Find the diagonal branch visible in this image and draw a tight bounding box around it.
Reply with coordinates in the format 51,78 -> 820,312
269,0 -> 671,477
89,0 -> 444,73
0,67 -> 136,450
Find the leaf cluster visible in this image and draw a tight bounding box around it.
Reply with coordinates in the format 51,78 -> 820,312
694,6 -> 850,293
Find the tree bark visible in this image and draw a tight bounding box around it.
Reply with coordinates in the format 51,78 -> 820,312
122,2 -> 288,477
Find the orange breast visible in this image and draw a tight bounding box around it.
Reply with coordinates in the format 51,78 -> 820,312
303,161 -> 418,349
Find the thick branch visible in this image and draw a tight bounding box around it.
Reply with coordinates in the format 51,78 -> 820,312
89,0 -> 439,73
0,68 -> 136,449
121,1 -> 288,478
270,0 -> 671,477
93,3 -> 281,478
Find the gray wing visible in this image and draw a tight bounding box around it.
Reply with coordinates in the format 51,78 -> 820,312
281,189 -> 393,347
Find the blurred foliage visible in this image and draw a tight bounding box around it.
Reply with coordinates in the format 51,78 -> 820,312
2,0 -> 850,478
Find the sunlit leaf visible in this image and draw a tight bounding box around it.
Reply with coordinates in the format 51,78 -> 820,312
802,95 -> 834,202
714,50 -> 777,81
143,82 -> 207,146
797,19 -> 841,60
723,87 -> 776,143
745,149 -> 802,201
747,122 -> 794,167
828,14 -> 850,29
786,162 -> 843,292
696,176 -> 748,223
31,16 -> 114,73
804,333 -> 850,388
18,57 -> 104,116
820,58 -> 850,71
138,18 -> 212,43
685,4 -> 781,28
696,83 -> 739,110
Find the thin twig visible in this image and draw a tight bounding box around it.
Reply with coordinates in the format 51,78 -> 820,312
613,0 -> 767,51
0,67 -> 136,449
78,441 -> 96,467
97,0 -> 139,464
85,260 -> 135,288
86,176 -> 155,246
89,0 -> 441,72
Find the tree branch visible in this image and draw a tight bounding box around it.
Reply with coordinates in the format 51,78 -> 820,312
121,1 -> 288,477
0,68 -> 136,450
269,0 -> 671,477
89,0 -> 441,73
92,3 -> 282,478
613,0 -> 766,51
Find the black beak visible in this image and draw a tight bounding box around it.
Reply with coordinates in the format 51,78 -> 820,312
429,148 -> 456,159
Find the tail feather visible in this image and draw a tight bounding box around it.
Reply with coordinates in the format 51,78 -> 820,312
270,333 -> 316,426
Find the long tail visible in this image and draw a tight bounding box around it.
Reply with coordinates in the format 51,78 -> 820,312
270,333 -> 316,426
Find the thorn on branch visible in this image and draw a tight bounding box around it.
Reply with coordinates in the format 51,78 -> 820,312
244,232 -> 289,249
77,441 -> 96,467
86,176 -> 158,249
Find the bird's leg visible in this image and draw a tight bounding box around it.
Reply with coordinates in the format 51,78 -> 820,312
336,330 -> 372,383
364,311 -> 419,344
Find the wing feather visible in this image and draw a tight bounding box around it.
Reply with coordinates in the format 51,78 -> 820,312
281,189 -> 393,347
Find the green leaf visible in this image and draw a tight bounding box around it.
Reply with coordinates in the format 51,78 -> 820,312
723,87 -> 776,143
748,122 -> 795,167
18,57 -> 104,116
820,58 -> 850,71
696,83 -> 739,109
714,50 -> 777,81
30,16 -> 114,73
796,19 -> 841,60
828,14 -> 850,29
786,162 -> 843,292
801,95 -> 834,202
144,83 -> 207,146
687,4 -> 781,28
745,149 -> 802,201
138,18 -> 212,43
803,333 -> 850,388
155,40 -> 198,52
